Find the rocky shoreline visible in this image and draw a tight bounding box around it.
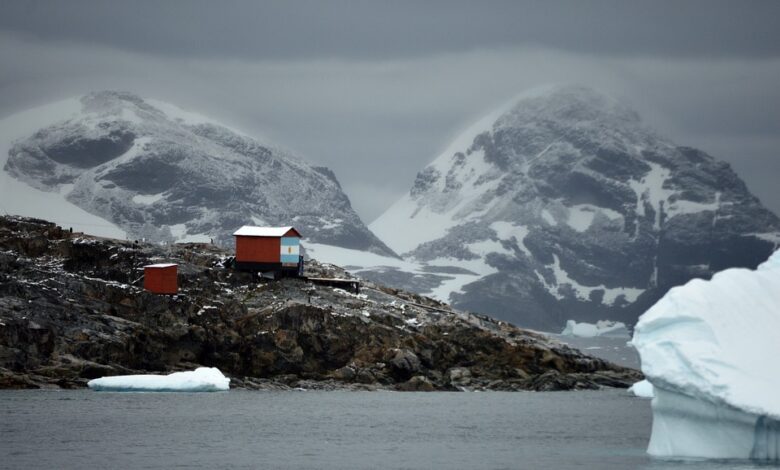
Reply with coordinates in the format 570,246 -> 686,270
0,215 -> 641,391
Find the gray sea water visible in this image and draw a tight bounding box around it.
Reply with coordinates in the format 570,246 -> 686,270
0,389 -> 773,470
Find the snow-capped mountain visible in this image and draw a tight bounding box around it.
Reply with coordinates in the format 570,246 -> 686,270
370,85 -> 780,330
0,91 -> 394,255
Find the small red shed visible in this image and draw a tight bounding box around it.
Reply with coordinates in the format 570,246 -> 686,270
143,263 -> 178,294
232,226 -> 303,275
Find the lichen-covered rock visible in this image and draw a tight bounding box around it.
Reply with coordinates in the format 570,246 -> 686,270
397,375 -> 436,392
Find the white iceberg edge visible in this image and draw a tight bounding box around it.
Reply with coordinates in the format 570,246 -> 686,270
87,367 -> 230,392
648,387 -> 779,460
627,379 -> 654,399
633,250 -> 780,460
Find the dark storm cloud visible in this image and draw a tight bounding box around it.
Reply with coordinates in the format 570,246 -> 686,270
0,2 -> 778,220
2,0 -> 780,60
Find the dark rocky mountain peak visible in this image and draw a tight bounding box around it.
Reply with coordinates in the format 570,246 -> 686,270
371,85 -> 780,330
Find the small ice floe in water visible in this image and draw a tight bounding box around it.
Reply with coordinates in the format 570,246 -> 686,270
627,380 -> 654,399
88,367 -> 229,392
560,319 -> 629,338
632,249 -> 780,461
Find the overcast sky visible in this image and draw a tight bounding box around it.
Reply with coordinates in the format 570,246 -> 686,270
1,0 -> 779,220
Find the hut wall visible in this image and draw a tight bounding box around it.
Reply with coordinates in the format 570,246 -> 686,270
144,266 -> 178,294
235,236 -> 281,263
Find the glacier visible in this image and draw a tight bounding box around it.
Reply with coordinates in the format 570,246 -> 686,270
632,250 -> 780,460
87,367 -> 230,392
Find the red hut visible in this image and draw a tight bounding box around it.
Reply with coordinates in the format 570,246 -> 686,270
233,226 -> 303,276
143,263 -> 178,294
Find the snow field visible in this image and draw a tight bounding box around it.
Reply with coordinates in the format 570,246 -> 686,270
0,98 -> 127,239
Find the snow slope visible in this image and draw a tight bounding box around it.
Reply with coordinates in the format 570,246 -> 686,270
371,89 -> 532,254
0,99 -> 126,238
632,250 -> 780,460
370,84 -> 780,330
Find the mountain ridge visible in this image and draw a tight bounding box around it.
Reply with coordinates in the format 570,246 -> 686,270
0,91 -> 396,257
370,85 -> 780,330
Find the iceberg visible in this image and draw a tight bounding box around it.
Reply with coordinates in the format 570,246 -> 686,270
627,379 -> 654,399
87,367 -> 230,392
560,319 -> 629,338
632,250 -> 780,460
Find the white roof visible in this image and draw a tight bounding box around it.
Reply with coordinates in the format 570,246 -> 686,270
233,226 -> 299,237
144,263 -> 177,268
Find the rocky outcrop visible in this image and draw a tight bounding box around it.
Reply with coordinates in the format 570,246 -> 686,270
0,215 -> 640,390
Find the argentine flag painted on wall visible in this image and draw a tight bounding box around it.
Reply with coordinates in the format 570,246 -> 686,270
280,237 -> 300,264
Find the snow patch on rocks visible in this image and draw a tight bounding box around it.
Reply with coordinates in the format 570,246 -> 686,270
561,320 -> 629,338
